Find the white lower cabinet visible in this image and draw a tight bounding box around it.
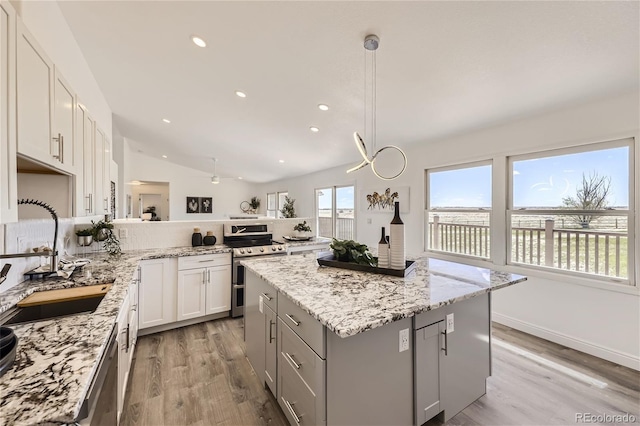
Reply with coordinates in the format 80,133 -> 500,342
117,293 -> 130,424
138,258 -> 177,329
177,254 -> 232,321
177,268 -> 207,321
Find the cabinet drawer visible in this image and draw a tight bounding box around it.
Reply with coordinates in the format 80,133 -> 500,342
279,354 -> 324,426
278,294 -> 325,358
279,318 -> 325,393
178,253 -> 230,270
252,274 -> 277,312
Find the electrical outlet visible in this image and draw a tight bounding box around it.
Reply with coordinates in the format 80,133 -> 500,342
119,228 -> 129,239
399,328 -> 409,352
446,313 -> 454,333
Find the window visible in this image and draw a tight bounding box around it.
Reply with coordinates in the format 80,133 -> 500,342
426,162 -> 492,259
267,191 -> 289,218
277,191 -> 288,218
509,139 -> 633,282
266,193 -> 277,218
316,185 -> 355,240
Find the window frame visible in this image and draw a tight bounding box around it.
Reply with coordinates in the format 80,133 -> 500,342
277,191 -> 288,218
507,138 -> 635,285
425,160 -> 493,261
266,192 -> 277,218
315,184 -> 356,240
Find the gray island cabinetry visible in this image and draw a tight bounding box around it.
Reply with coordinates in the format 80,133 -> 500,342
243,255 -> 526,426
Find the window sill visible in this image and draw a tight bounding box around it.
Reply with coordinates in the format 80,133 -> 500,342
424,250 -> 639,296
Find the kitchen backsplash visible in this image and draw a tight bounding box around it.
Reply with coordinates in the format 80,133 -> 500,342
110,217 -> 315,251
0,218 -> 76,292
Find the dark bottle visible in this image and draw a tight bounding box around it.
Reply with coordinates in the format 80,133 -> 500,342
378,227 -> 389,268
389,202 -> 405,269
391,201 -> 403,224
203,231 -> 217,246
192,227 -> 203,247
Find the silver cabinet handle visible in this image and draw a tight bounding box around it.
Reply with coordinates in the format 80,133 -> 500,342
52,133 -> 62,160
261,292 -> 272,301
89,193 -> 93,212
269,320 -> 275,343
203,270 -> 206,285
441,330 -> 448,356
198,259 -> 212,263
285,313 -> 300,326
137,267 -> 141,283
60,134 -> 64,163
283,399 -> 301,424
284,352 -> 301,369
104,198 -> 108,211
207,269 -> 211,283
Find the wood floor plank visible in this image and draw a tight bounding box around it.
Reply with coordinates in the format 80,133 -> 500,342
122,317 -> 639,426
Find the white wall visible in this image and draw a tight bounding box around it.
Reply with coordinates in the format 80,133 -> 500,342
257,91 -> 640,369
123,139 -> 257,220
9,0 -> 112,134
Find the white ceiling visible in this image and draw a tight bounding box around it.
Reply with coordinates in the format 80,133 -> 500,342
57,1 -> 639,183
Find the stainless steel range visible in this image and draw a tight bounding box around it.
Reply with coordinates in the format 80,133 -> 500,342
224,224 -> 288,317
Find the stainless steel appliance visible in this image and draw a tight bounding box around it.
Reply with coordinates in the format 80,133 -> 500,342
224,224 -> 288,317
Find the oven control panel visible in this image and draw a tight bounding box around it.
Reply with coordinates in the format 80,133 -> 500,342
233,244 -> 287,257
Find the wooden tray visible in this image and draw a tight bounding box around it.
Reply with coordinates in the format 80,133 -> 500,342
316,253 -> 417,277
17,284 -> 112,307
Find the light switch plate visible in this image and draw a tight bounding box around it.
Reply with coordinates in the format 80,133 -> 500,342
119,228 -> 128,239
446,313 -> 454,333
399,328 -> 409,352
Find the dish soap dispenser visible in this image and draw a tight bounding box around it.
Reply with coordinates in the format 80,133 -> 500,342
377,227 -> 389,268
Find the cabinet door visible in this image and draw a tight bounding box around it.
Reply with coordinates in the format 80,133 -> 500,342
16,20 -> 54,164
177,268 -> 207,321
205,265 -> 231,315
264,305 -> 277,396
245,272 -> 266,385
117,293 -> 130,424
415,321 -> 444,425
76,104 -> 95,215
139,259 -> 177,329
94,126 -> 104,213
0,0 -> 17,224
103,136 -> 111,213
53,70 -> 75,171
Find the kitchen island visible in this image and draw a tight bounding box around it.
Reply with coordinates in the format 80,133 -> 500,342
242,254 -> 527,425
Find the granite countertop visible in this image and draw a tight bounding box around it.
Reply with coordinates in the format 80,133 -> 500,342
241,254 -> 527,338
282,236 -> 332,248
0,245 -> 231,426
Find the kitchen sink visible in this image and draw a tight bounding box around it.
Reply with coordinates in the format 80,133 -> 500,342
0,294 -> 106,326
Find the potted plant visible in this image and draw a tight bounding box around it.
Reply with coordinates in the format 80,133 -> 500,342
280,196 -> 297,218
293,220 -> 312,238
75,228 -> 93,247
91,220 -> 114,242
330,239 -> 377,267
249,197 -> 260,214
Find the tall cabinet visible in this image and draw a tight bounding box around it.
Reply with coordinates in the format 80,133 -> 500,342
0,0 -> 17,224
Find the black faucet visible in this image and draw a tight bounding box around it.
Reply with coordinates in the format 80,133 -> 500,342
0,199 -> 59,273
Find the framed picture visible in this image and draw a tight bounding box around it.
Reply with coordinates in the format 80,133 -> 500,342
360,186 -> 410,213
200,197 -> 213,213
186,196 -> 199,214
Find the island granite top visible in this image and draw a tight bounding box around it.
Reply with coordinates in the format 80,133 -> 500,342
241,254 -> 527,338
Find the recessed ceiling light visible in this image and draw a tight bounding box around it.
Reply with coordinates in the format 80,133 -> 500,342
310,126 -> 319,133
238,177 -> 243,180
162,155 -> 168,158
235,91 -> 247,98
318,104 -> 329,111
191,35 -> 207,48
162,118 -> 171,123
279,160 -> 285,163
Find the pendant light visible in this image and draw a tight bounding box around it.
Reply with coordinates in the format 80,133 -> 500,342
347,34 -> 407,180
211,157 -> 220,184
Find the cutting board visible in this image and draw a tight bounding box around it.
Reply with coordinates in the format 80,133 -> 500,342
17,284 -> 112,307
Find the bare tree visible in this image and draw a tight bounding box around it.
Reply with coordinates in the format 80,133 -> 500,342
562,172 -> 611,228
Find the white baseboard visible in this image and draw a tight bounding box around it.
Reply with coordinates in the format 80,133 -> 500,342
138,311 -> 231,336
492,312 -> 640,371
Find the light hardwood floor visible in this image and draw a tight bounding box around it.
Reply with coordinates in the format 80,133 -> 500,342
121,318 -> 639,426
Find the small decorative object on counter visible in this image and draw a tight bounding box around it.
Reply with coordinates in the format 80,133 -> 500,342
102,231 -> 122,256
377,227 -> 389,268
329,239 -> 377,267
192,227 -> 203,247
91,220 -> 113,242
203,231 -> 217,246
389,201 -> 405,269
293,220 -> 312,238
75,228 -> 93,247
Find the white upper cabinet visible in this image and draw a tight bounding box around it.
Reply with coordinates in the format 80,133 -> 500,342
53,71 -> 76,172
16,18 -> 77,174
103,136 -> 111,213
94,126 -> 104,213
0,0 -> 17,224
16,20 -> 53,165
75,103 -> 95,216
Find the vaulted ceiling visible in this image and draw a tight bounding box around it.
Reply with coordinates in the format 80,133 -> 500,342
58,1 -> 639,183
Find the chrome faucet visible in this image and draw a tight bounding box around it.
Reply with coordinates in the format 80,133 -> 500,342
0,199 -> 59,273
